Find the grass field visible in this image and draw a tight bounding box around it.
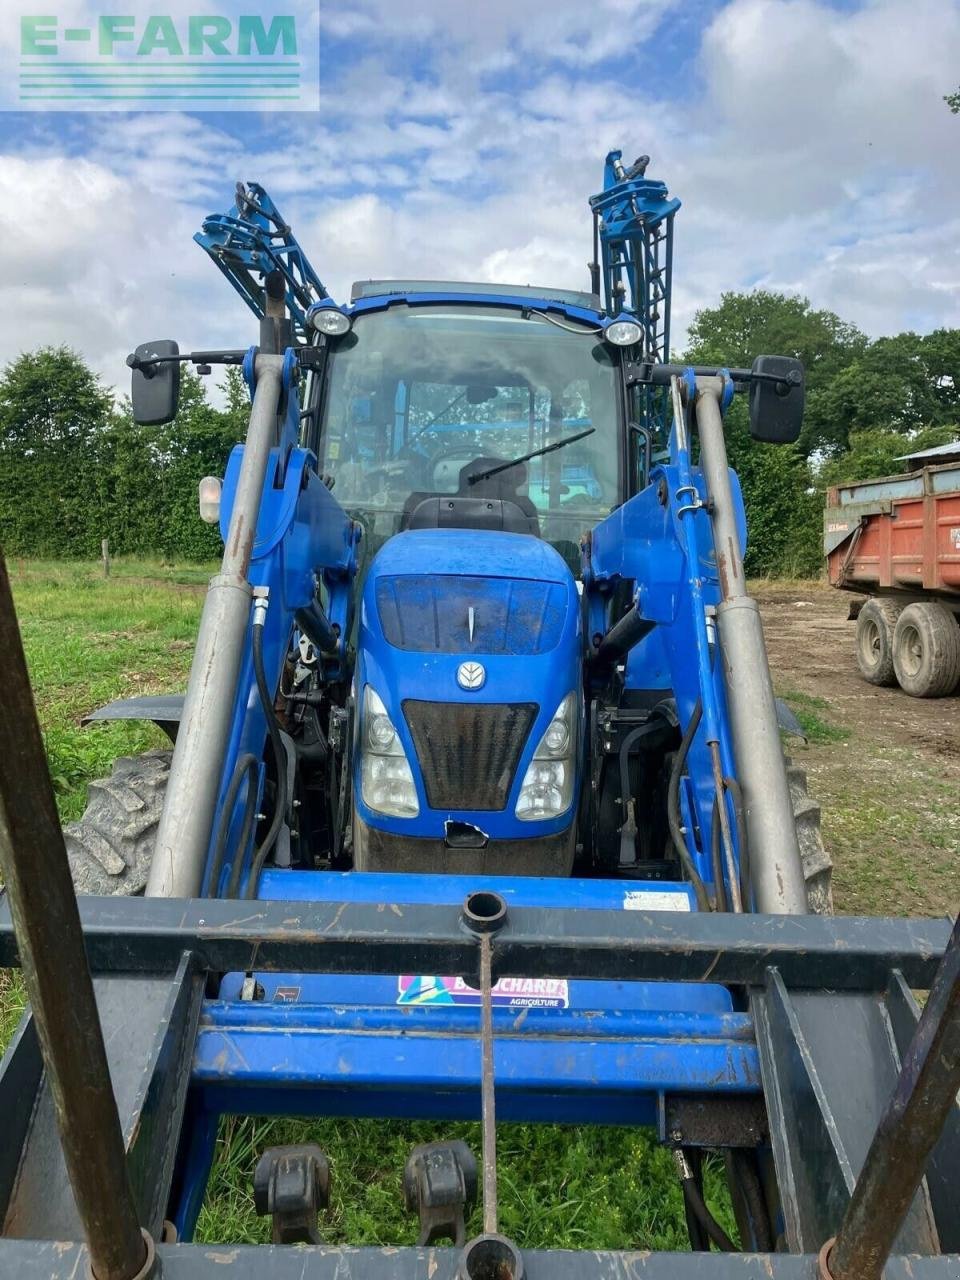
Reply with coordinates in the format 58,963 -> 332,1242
0,558 -> 740,1251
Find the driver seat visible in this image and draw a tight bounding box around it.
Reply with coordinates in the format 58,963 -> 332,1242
400,457 -> 541,536
404,495 -> 539,535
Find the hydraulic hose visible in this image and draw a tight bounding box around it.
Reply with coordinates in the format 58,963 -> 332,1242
666,699 -> 711,912
728,1150 -> 774,1253
725,775 -> 750,910
680,1149 -> 708,1251
674,1149 -> 738,1252
207,751 -> 258,898
244,616 -> 290,899
710,776 -> 751,914
710,792 -> 728,914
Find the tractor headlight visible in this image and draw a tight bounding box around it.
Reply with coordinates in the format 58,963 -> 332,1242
360,685 -> 419,817
516,692 -> 576,821
310,304 -> 352,337
604,317 -> 642,347
198,475 -> 222,525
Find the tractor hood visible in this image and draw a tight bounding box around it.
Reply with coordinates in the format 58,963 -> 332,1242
354,528 -> 582,841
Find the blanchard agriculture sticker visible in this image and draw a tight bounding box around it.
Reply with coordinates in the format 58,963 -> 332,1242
398,975 -> 569,1009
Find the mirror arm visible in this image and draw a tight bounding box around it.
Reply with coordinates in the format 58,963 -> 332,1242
624,361 -> 800,390
126,349 -> 248,376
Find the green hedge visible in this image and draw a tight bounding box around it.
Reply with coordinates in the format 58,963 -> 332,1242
0,350 -> 242,561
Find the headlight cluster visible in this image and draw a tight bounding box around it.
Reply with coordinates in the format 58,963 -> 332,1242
604,317 -> 642,347
310,305 -> 352,336
360,686 -> 419,817
515,692 -> 577,821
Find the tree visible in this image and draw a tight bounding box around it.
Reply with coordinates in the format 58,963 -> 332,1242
0,347 -> 114,556
813,331 -> 960,451
819,423 -> 959,488
946,88 -> 960,113
684,290 -> 867,457
682,292 -> 864,574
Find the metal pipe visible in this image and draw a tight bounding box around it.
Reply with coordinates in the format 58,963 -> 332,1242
479,932 -> 498,1236
0,556 -> 150,1280
147,354 -> 284,899
695,378 -> 808,915
593,605 -> 654,666
461,891 -> 506,1238
827,912 -> 960,1280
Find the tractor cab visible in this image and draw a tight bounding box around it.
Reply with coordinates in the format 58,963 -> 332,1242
303,287 -> 624,576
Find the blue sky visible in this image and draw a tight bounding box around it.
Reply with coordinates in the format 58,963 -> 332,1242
0,0 -> 957,395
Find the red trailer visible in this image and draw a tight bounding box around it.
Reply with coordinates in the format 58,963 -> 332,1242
825,450 -> 960,698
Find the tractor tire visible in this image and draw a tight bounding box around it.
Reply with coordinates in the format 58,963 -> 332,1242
65,750 -> 171,896
854,598 -> 901,687
787,761 -> 833,915
891,602 -> 960,698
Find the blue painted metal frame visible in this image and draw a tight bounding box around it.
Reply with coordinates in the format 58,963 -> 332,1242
168,872 -> 754,1240
195,184 -> 329,343
205,362 -> 358,898
588,150 -> 679,438
584,449 -> 748,901
346,290 -> 606,328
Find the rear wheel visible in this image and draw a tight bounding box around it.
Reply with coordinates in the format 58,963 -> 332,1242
854,598 -> 901,686
892,602 -> 960,698
65,751 -> 171,895
788,761 -> 833,915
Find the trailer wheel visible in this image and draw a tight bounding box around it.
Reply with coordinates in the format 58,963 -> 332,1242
892,602 -> 960,698
65,751 -> 171,895
854,598 -> 901,686
787,762 -> 833,915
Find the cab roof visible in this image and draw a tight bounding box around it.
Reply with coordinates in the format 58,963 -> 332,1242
350,279 -> 601,310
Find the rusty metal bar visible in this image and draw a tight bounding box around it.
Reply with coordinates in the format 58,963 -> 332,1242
460,891 -> 506,1238
0,555 -> 150,1280
827,912 -> 960,1280
479,932 -> 498,1236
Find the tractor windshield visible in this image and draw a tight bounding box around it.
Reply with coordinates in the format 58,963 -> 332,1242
314,304 -> 619,569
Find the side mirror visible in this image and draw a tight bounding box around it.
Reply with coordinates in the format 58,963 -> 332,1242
748,355 -> 804,444
129,340 -> 180,425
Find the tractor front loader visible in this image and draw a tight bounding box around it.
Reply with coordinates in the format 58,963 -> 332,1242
0,154 -> 958,1280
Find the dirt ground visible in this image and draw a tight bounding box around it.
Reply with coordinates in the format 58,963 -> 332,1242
756,582 -> 960,917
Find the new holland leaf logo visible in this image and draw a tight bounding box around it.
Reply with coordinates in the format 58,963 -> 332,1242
457,661 -> 485,691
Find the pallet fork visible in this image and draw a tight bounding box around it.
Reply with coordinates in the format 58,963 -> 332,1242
0,549 -> 958,1278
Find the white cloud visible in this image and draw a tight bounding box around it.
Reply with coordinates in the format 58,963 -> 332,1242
0,0 -> 957,400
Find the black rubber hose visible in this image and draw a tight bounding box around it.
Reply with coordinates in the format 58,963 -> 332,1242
245,623 -> 290,899
666,700 -> 711,912
684,1196 -> 708,1252
678,1151 -> 738,1252
681,1149 -> 708,1251
729,1150 -> 774,1253
207,751 -> 258,898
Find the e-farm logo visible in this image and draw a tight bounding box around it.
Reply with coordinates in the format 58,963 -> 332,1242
14,5 -> 319,111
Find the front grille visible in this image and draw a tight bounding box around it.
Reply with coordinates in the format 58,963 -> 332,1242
402,700 -> 537,810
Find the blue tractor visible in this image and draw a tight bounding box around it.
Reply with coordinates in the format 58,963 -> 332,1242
5,152 -> 957,1280
71,155 -> 830,908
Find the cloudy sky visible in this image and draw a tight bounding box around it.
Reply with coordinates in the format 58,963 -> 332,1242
0,0 -> 957,396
